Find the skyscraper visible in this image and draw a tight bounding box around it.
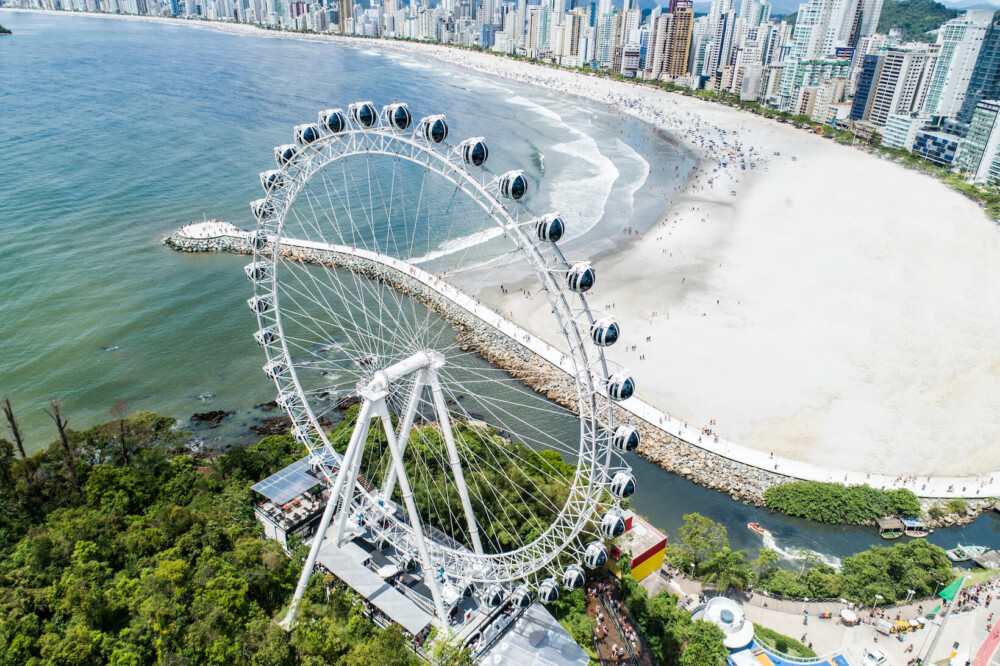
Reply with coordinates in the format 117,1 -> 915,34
958,21 -> 1000,123
922,10 -> 992,120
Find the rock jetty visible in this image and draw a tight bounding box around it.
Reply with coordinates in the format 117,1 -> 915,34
163,230 -> 997,525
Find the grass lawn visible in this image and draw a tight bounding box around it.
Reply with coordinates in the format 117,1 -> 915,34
753,624 -> 817,658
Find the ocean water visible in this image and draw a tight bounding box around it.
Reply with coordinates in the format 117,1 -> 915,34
3,11 -> 997,559
0,10 -> 687,450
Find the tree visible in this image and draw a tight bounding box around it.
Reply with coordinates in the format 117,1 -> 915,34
344,626 -> 415,666
752,548 -> 778,579
679,621 -> 728,666
677,513 -> 729,573
2,396 -> 27,460
429,630 -> 474,665
702,548 -> 753,592
45,399 -> 80,492
110,399 -> 132,467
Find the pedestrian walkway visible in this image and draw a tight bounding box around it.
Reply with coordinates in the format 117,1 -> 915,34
179,219 -> 1000,499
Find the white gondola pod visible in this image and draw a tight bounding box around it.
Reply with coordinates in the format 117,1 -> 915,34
607,370 -> 635,401
247,230 -> 269,251
609,470 -> 636,499
584,540 -> 608,569
538,577 -> 560,604
319,108 -> 348,134
274,143 -> 299,166
535,213 -> 565,243
418,115 -> 449,144
384,102 -> 412,131
247,294 -> 272,314
590,316 -> 619,347
251,198 -> 276,222
349,101 -> 378,129
260,170 -> 284,193
562,564 -> 586,590
294,123 -> 322,146
459,137 -> 488,167
244,261 -> 270,283
254,326 -> 278,347
276,391 -> 297,411
600,507 -> 627,539
567,262 -> 596,293
612,424 -> 640,453
511,584 -> 534,609
263,360 -> 288,380
484,583 -> 505,607
498,170 -> 528,200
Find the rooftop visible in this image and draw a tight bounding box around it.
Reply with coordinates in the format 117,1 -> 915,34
251,448 -> 339,506
615,510 -> 667,558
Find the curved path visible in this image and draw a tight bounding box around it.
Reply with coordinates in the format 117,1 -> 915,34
178,222 -> 997,499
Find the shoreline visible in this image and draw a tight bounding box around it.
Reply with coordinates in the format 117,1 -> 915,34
163,227 -> 997,529
11,8 -> 1000,484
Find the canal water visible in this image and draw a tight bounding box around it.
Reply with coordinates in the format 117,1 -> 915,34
2,11 -> 997,564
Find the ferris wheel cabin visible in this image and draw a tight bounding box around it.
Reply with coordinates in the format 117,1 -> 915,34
384,103 -> 412,131
535,214 -> 565,243
419,115 -> 449,144
319,108 -> 347,134
349,101 -> 378,128
274,144 -> 298,166
591,316 -> 620,346
459,137 -> 488,167
294,123 -> 322,146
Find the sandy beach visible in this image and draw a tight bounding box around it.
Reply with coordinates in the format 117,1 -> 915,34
10,10 -> 1000,479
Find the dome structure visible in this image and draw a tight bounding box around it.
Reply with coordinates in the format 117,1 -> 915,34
691,596 -> 755,650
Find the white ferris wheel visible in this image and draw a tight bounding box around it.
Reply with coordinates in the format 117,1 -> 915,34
244,100 -> 640,630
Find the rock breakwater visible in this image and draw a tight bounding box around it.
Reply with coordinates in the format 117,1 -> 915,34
163,231 -> 997,524
164,230 -> 788,506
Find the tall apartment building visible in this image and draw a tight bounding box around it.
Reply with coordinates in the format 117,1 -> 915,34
958,22 -> 1000,123
776,0 -> 883,108
646,0 -> 693,79
850,45 -> 937,126
956,100 -> 1000,183
922,11 -> 992,120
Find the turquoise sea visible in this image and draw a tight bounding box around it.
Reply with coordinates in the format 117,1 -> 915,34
0,10 -> 685,449
2,10 -> 997,560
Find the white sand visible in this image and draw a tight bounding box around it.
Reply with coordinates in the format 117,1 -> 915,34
14,10 -> 1000,477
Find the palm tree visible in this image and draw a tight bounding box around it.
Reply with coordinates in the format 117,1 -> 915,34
702,548 -> 753,593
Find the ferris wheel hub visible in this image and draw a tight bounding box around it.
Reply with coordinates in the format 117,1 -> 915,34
359,349 -> 445,399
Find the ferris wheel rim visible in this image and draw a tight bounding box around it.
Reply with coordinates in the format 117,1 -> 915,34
249,112 -> 622,584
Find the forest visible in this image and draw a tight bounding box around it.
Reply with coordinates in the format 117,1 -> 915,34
763,480 -> 922,524
669,513 -> 954,605
0,400 -> 425,665
876,0 -> 960,42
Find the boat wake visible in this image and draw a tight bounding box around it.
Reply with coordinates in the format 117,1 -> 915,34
760,531 -> 842,570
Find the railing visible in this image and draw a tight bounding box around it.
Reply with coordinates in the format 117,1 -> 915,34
750,628 -> 845,664
596,590 -> 639,666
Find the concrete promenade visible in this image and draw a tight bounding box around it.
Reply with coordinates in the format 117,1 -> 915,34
177,222 -> 999,500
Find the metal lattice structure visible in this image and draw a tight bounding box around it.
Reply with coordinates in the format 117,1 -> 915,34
244,101 -> 639,628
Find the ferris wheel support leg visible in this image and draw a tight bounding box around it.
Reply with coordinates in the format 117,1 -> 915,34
280,399 -> 375,631
334,413 -> 373,547
373,399 -> 448,622
427,369 -> 484,556
380,370 -> 425,501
